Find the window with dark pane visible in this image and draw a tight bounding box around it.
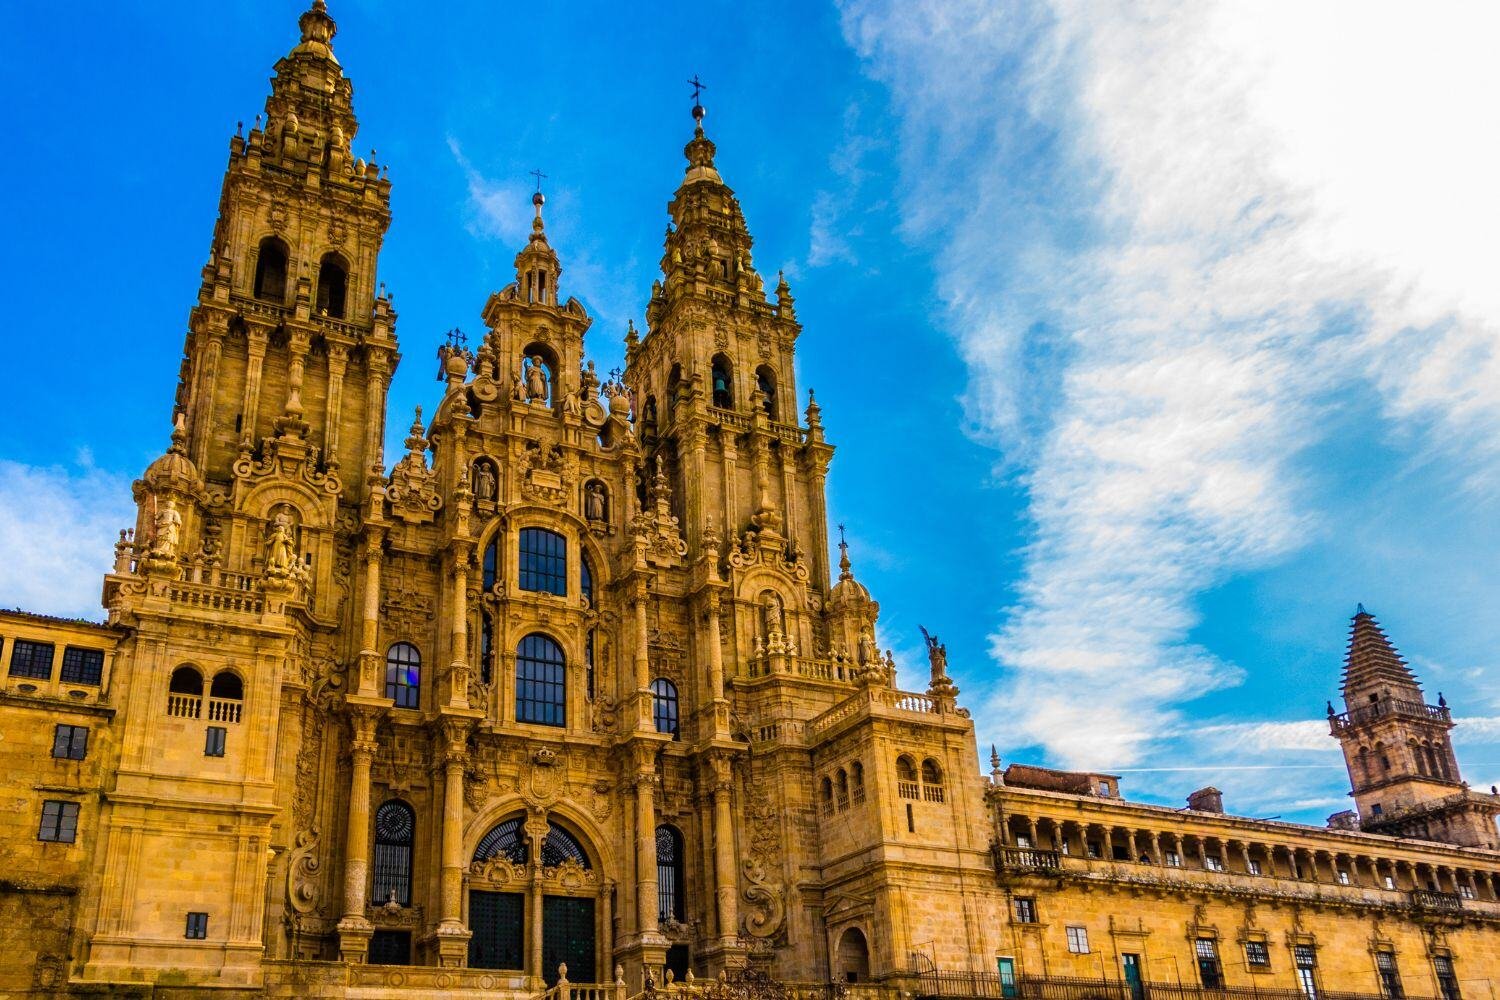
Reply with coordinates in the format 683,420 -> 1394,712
585,629 -> 596,701
473,816 -> 528,864
482,535 -> 499,592
541,821 -> 591,868
519,527 -> 567,596
204,726 -> 227,757
60,646 -> 103,685
656,824 -> 685,922
52,724 -> 88,760
369,929 -> 411,966
9,639 -> 55,680
373,800 -> 415,906
385,642 -> 421,710
479,611 -> 494,686
38,800 -> 79,843
515,633 -> 565,726
651,677 -> 679,738
185,912 -> 209,939
580,552 -> 593,606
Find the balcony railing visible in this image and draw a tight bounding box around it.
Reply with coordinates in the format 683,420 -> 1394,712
997,847 -> 1061,872
1330,698 -> 1450,732
207,697 -> 243,724
915,972 -> 1445,1000
167,693 -> 201,719
1410,888 -> 1463,912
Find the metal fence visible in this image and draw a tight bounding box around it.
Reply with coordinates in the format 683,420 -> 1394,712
914,972 -> 1438,1000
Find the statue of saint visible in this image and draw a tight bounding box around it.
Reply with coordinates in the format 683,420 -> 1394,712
585,482 -> 607,522
266,511 -> 297,576
153,501 -> 182,559
475,461 -> 497,500
525,355 -> 549,402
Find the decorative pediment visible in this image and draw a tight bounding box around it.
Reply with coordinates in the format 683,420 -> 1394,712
542,856 -> 597,891
469,856 -> 523,886
822,891 -> 874,923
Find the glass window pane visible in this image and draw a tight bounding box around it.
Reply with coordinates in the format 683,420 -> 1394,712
515,634 -> 565,726
519,528 -> 568,596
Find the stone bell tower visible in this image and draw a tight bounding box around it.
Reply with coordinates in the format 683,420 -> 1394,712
1329,606 -> 1500,849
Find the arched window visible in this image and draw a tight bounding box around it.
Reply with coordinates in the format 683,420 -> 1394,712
386,643 -> 421,710
921,758 -> 946,803
473,816 -> 527,864
580,553 -> 594,607
373,800 -> 415,906
253,236 -> 289,303
651,678 -> 679,738
837,927 -> 871,983
516,633 -> 565,727
851,761 -> 866,804
756,365 -> 777,419
167,665 -> 203,718
316,253 -> 348,319
836,769 -> 850,811
656,825 -> 685,922
209,671 -> 243,700
482,534 -> 499,592
820,776 -> 834,815
519,527 -> 567,596
896,755 -> 918,799
542,822 -> 591,868
711,354 -> 733,408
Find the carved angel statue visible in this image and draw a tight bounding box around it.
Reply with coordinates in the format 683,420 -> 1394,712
561,386 -> 582,417
920,625 -> 947,672
265,511 -> 298,576
524,355 -> 550,402
152,501 -> 182,558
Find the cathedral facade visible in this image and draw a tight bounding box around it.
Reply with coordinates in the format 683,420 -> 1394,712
3,5 -> 1500,999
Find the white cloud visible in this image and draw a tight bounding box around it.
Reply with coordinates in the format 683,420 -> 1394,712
0,461 -> 134,621
841,0 -> 1500,768
448,136 -> 531,244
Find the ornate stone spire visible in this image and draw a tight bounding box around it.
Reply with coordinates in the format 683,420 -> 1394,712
514,186 -> 562,306
1341,605 -> 1422,700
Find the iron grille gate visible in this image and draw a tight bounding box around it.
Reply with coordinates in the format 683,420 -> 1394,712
542,895 -> 595,984
468,890 -> 524,970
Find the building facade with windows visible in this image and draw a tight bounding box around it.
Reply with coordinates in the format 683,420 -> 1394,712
2,4 -> 1499,999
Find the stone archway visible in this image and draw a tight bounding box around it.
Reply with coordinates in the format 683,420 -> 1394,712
836,927 -> 870,983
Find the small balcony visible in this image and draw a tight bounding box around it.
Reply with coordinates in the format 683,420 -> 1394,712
1330,697 -> 1450,733
997,847 -> 1061,872
1410,888 -> 1463,912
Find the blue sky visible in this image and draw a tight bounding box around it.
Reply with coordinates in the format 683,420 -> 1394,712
3,1 -> 1499,826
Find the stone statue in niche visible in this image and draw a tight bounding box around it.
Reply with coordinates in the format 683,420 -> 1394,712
585,482 -> 608,523
858,625 -> 879,666
474,461 -> 497,501
265,510 -> 299,577
152,500 -> 182,559
524,355 -> 550,403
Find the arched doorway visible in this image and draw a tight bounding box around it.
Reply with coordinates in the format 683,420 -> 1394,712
836,926 -> 871,983
467,815 -> 602,984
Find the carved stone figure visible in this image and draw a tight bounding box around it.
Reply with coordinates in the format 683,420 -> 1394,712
474,460 -> 497,500
585,481 -> 607,523
525,355 -> 549,402
152,500 -> 182,559
265,510 -> 298,576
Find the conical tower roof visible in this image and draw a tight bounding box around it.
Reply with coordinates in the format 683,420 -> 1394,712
1341,605 -> 1422,700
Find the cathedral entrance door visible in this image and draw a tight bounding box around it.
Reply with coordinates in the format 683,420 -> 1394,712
468,890 -> 524,970
542,895 -> 595,984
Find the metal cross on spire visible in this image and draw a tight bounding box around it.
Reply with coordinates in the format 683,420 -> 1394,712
688,74 -> 707,104
529,168 -> 547,193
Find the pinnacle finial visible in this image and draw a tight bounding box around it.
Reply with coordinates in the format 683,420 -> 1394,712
836,522 -> 853,580
1355,602 -> 1368,617
689,74 -> 708,132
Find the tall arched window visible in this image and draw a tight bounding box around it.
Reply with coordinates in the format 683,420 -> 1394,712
711,354 -> 734,408
519,527 -> 567,596
473,816 -> 528,864
656,825 -> 685,922
479,611 -> 494,686
373,800 -> 415,906
386,643 -> 421,710
896,754 -> 918,799
580,553 -> 594,607
921,758 -> 946,803
253,236 -> 289,303
650,678 -> 679,738
167,665 -> 203,718
851,761 -> 866,804
836,769 -> 850,811
541,822 -> 591,868
756,365 -> 777,419
516,633 -> 565,726
316,253 -> 349,318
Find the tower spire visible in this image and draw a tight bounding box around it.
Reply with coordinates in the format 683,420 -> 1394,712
1342,605 -> 1421,700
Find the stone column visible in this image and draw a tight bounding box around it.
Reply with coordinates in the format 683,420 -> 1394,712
633,588 -> 651,731
357,534 -> 384,696
337,706 -> 383,962
711,756 -> 738,944
634,751 -> 659,937
325,342 -> 348,459
448,558 -> 471,709
433,718 -> 474,966
190,329 -> 225,470
706,593 -> 725,702
1239,842 -> 1253,875
240,326 -> 269,440
1149,831 -> 1162,865
527,816 -> 547,985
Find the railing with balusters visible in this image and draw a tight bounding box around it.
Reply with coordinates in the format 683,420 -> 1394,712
207,697 -> 242,723
166,693 -> 201,719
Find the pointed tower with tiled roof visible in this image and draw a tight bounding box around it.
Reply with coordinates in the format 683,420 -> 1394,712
1329,606 -> 1500,849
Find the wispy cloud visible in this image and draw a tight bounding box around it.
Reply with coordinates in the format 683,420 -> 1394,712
448,136 -> 531,243
840,0 -> 1500,770
0,459 -> 134,621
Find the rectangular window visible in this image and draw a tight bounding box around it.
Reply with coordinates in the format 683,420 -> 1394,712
185,912 -> 208,939
997,958 -> 1018,999
1337,869 -> 1350,885
1384,875 -> 1396,890
38,800 -> 79,843
1016,833 -> 1032,848
1196,938 -> 1224,988
1245,940 -> 1270,967
52,724 -> 88,760
205,726 -> 227,757
1433,956 -> 1460,1000
1066,926 -> 1089,954
1248,859 -> 1263,875
59,646 -> 104,685
1459,883 -> 1475,899
9,639 -> 55,680
1376,952 -> 1404,999
1087,841 -> 1101,859
518,527 -> 568,596
1204,855 -> 1224,871
1014,897 -> 1037,924
1165,851 -> 1182,867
